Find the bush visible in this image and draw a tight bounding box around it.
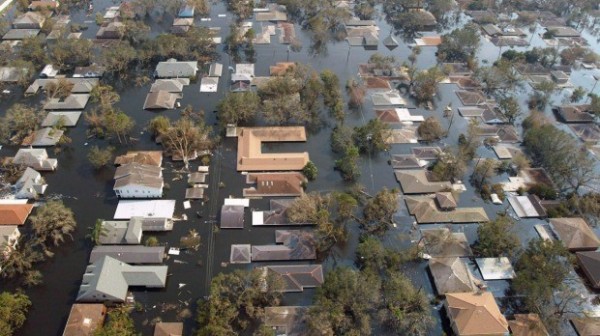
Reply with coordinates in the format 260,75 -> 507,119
87,146 -> 114,169
491,183 -> 505,201
528,183 -> 557,200
302,161 -> 318,181
145,236 -> 159,247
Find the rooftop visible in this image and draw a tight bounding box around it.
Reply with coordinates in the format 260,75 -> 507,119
406,195 -> 489,224
62,303 -> 106,336
0,204 -> 34,225
236,127 -> 309,171
394,170 -> 452,194
550,217 -> 600,251
445,291 -> 509,335
429,257 -> 479,295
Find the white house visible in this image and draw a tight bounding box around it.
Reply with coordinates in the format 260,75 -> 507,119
113,163 -> 163,198
0,226 -> 20,261
14,167 -> 47,199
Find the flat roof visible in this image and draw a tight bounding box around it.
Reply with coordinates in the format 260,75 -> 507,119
475,257 -> 516,280
114,200 -> 176,219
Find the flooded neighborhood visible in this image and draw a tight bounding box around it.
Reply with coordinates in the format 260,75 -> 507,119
0,0 -> 600,335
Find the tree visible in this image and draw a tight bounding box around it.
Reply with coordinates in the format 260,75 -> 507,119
471,158 -> 497,190
101,40 -> 137,77
148,115 -> 170,138
196,269 -> 283,335
306,267 -> 380,335
417,117 -> 444,142
532,80 -> 557,109
161,117 -> 214,170
363,188 -> 399,233
101,109 -> 135,144
45,78 -> 74,99
29,200 -> 77,252
570,86 -> 586,102
262,94 -> 310,124
217,92 -> 260,126
87,219 -> 108,245
437,24 -> 480,62
18,37 -> 47,68
335,145 -> 361,181
497,96 -> 521,124
320,70 -> 344,122
94,306 -> 137,336
49,38 -> 93,71
302,161 -> 318,181
378,271 -> 433,335
368,53 -> 396,72
330,125 -> 354,154
356,236 -> 400,273
0,104 -> 42,145
88,146 -> 115,169
473,214 -> 520,258
431,147 -> 467,181
353,119 -> 391,154
346,78 -> 366,109
0,291 -> 31,335
412,66 -> 445,102
1,241 -> 44,280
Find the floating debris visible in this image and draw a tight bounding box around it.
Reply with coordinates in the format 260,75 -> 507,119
168,247 -> 181,256
178,283 -> 186,289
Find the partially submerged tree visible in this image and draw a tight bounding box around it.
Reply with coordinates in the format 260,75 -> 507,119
497,96 -> 521,125
363,188 -> 399,233
29,200 -> 77,253
161,117 -> 215,170
335,145 -> 361,181
412,66 -> 445,103
217,91 -> 260,126
0,291 -> 31,335
0,104 -> 43,145
417,117 -> 444,142
353,119 -> 391,154
437,24 -> 480,62
472,214 -> 520,258
87,146 -> 115,169
94,306 -> 137,336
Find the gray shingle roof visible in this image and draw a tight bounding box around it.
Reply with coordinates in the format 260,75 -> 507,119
41,111 -> 82,127
90,245 -> 165,264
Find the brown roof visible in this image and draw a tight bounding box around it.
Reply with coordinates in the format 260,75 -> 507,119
63,303 -> 106,336
264,306 -> 309,336
406,195 -> 489,224
252,230 -> 316,261
557,105 -> 594,123
570,124 -> 600,143
550,218 -> 600,251
263,265 -> 324,292
394,170 -> 452,194
436,192 -> 457,209
269,62 -> 296,76
0,204 -> 34,225
577,251 -> 600,289
571,317 -> 600,336
509,314 -> 549,336
244,173 -> 305,197
154,322 -> 183,336
364,77 -> 391,89
114,151 -> 162,166
375,109 -> 401,123
421,228 -> 473,258
220,205 -> 244,229
391,155 -> 422,169
446,292 -> 509,335
419,36 -> 442,46
456,90 -> 486,105
237,127 -> 309,171
429,257 -> 478,295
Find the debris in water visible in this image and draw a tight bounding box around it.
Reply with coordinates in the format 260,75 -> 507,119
179,283 -> 186,289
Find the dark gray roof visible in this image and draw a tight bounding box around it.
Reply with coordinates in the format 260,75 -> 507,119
220,205 -> 244,228
89,245 -> 165,264
99,220 -> 143,245
230,244 -> 251,264
185,187 -> 205,199
251,230 -> 316,261
262,265 -> 324,292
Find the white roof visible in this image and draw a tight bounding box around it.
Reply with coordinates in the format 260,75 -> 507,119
223,198 -> 250,207
200,77 -> 219,92
475,257 -> 516,280
395,108 -> 425,122
114,200 -> 176,219
252,211 -> 264,225
508,195 -> 541,218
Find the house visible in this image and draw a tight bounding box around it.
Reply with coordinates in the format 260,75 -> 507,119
154,59 -> 198,78
40,64 -> 59,78
269,62 -> 295,76
0,226 -> 20,259
76,256 -> 168,303
435,192 -> 457,211
382,34 -> 398,49
173,18 -> 194,27
394,170 -> 452,194
412,146 -> 442,160
90,245 -> 165,264
0,67 -> 29,82
477,125 -> 520,143
508,195 -> 546,218
11,148 -> 58,171
73,64 -> 105,78
149,79 -> 185,94
420,228 -> 473,258
252,230 -> 316,261
114,200 -> 176,219
405,195 -> 489,224
220,205 -> 245,229
571,317 -> 600,336
555,105 -> 594,123
252,199 -> 307,226
375,108 -> 424,123
21,127 -> 64,146
0,204 -> 34,225
550,217 -> 600,251
113,163 -> 163,198
14,167 -> 47,199
255,5 -> 288,22
2,29 -> 40,40
178,4 -> 194,18
209,63 -> 223,77
41,112 -> 82,127
98,219 -> 143,245
456,90 -> 487,105
243,172 -> 305,197
114,151 -> 163,167
546,26 -> 580,38
62,303 -> 106,336
29,1 -> 60,11
264,306 -> 309,336
259,265 -> 324,292
27,78 -> 99,95
508,314 -> 549,336
391,154 -> 425,169
43,94 -> 90,110
236,127 -> 309,171
371,90 -> 406,106
570,124 -> 600,143
230,244 -> 251,264
429,257 -> 479,295
143,91 -> 178,110
13,12 -> 46,29
346,25 -> 379,49
445,292 -> 509,336
154,322 -> 183,336
200,77 -> 219,92
475,257 -> 516,280
185,186 -> 205,199
414,35 -> 442,46
576,251 -> 600,289
551,70 -> 569,84
96,22 -> 125,39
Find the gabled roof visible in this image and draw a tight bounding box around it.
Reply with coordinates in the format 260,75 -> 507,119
244,172 -> 305,197
12,148 -> 57,171
2,29 -> 40,40
41,112 -> 82,127
391,155 -> 424,169
411,146 -> 441,160
76,256 -> 168,303
550,218 -> 600,251
445,292 -> 509,335
154,322 -> 183,336
429,257 -> 478,295
99,219 -> 142,245
406,195 -> 489,223
13,12 -> 45,28
43,94 -> 90,110
155,59 -> 198,78
114,151 -> 162,167
421,228 -> 473,258
436,192 -> 457,209
577,251 -> 600,289
22,127 -> 64,147
0,204 -> 34,225
62,303 -> 106,336
220,205 -> 244,229
252,230 -> 316,261
509,314 -> 549,336
143,91 -> 178,110
571,317 -> 600,336
150,79 -> 185,93
394,170 -> 452,194
262,265 -> 324,292
90,245 -> 165,264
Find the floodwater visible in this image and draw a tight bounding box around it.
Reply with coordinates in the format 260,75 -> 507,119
1,1 -> 599,335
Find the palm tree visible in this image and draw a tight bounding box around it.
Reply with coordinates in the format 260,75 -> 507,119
86,219 -> 108,245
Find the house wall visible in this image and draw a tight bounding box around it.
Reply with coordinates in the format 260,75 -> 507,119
114,185 -> 163,198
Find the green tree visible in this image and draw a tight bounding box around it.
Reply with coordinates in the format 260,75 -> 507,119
101,40 -> 137,77
330,125 -> 354,154
302,161 -> 318,181
473,214 -> 520,258
49,38 -> 93,71
148,115 -> 171,138
1,241 -> 44,280
306,267 -> 380,335
94,306 -> 138,336
471,158 -> 497,190
88,146 -> 115,169
363,188 -> 399,233
353,119 -> 391,154
417,116 -> 444,142
570,86 -> 586,102
161,117 -> 214,170
0,104 -> 42,145
356,236 -> 400,273
18,37 -> 47,68
217,92 -> 260,126
497,96 -> 521,125
29,200 -> 77,252
101,109 -> 135,144
431,147 -> 468,181
335,145 -> 361,181
437,24 -> 480,62
86,219 -> 108,245
0,291 -> 31,335
412,66 -> 445,102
